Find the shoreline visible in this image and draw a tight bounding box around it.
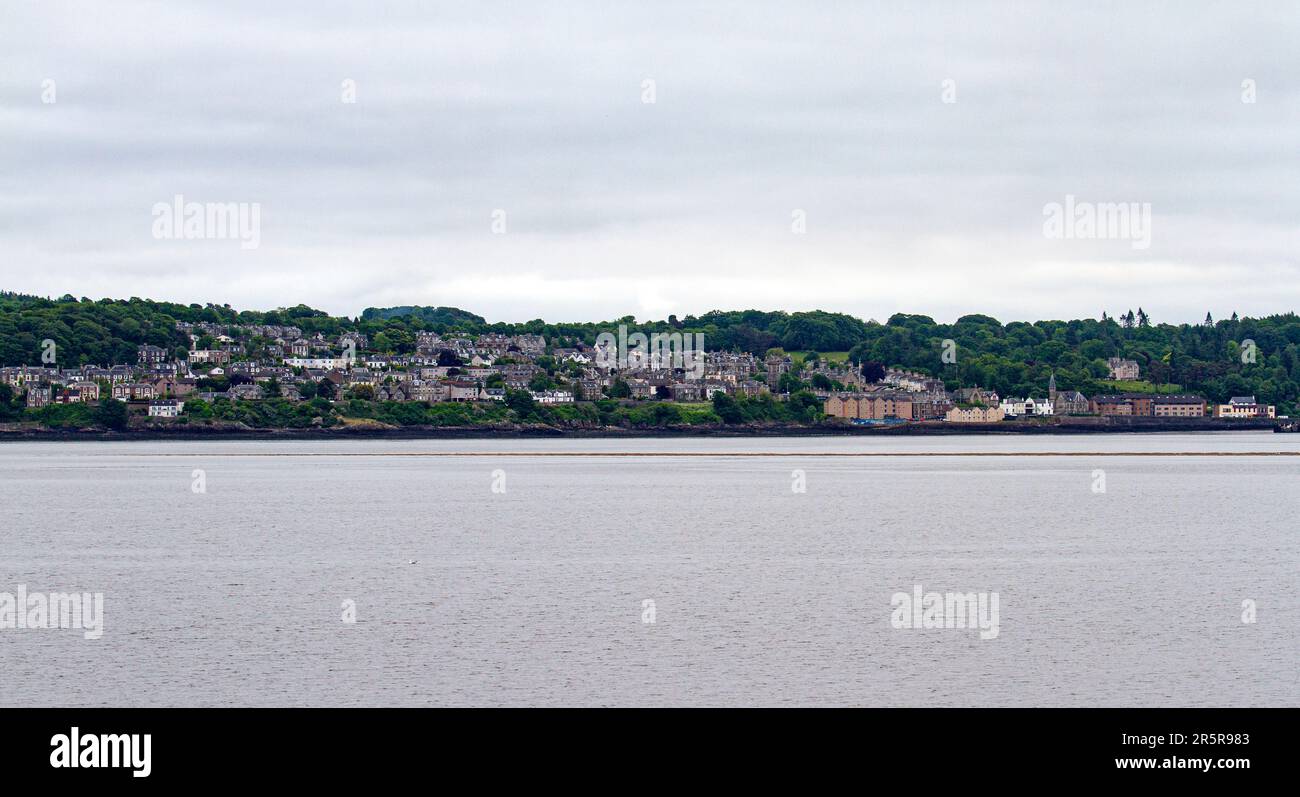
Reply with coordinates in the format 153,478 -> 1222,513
0,417 -> 1281,441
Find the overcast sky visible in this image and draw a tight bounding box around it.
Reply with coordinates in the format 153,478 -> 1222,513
1,1 -> 1297,324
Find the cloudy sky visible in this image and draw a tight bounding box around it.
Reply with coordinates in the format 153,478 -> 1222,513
1,1 -> 1297,324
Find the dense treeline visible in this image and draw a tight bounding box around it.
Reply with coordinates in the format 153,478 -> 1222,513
0,294 -> 866,366
0,387 -> 822,430
0,292 -> 345,367
0,293 -> 192,366
3,293 -> 1298,412
847,312 -> 1300,410
356,306 -> 871,355
359,305 -> 487,326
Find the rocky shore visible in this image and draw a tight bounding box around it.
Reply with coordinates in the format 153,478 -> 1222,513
0,416 -> 1280,441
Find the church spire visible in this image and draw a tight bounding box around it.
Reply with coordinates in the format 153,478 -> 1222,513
1048,372 -> 1057,400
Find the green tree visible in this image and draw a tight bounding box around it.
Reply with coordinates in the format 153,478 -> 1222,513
777,372 -> 805,394
0,383 -> 16,420
711,391 -> 744,424
183,398 -> 214,419
94,398 -> 130,431
505,388 -> 540,421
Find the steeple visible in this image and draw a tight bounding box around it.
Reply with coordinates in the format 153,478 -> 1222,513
1048,372 -> 1057,400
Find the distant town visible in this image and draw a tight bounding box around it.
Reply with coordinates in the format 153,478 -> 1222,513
0,318 -> 1282,434
824,361 -> 1275,424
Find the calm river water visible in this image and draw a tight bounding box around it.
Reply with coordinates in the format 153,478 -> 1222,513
1,432 -> 1295,706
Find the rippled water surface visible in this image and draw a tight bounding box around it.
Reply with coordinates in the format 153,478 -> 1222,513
1,432 -> 1296,706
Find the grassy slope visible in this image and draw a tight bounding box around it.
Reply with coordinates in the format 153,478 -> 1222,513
1097,380 -> 1183,394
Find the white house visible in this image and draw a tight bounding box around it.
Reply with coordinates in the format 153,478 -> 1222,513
148,399 -> 185,417
999,397 -> 1053,417
286,357 -> 350,370
530,390 -> 575,404
1215,395 -> 1276,419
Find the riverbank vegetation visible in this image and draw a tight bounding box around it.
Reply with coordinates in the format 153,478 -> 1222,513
3,293 -> 1298,413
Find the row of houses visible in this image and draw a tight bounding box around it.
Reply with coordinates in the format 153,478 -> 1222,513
3,362 -> 192,388
831,394 -> 1276,423
415,331 -> 546,359
1213,396 -> 1275,418
824,390 -> 1213,424
823,392 -> 1012,423
24,381 -> 199,409
374,382 -> 505,403
22,382 -> 100,408
7,322 -> 1280,427
175,321 -> 303,341
823,392 -> 923,421
999,392 -> 1214,418
1089,393 -> 1208,417
822,370 -> 1275,424
1087,394 -> 1274,419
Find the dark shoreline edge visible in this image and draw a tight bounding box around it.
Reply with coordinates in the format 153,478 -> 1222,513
0,418 -> 1280,441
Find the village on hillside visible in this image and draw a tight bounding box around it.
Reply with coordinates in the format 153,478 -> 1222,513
0,322 -> 1280,429
824,361 -> 1273,424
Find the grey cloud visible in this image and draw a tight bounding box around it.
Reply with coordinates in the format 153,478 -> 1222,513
0,0 -> 1297,323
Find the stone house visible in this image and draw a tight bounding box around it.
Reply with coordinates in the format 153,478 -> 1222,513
1106,357 -> 1140,381
112,383 -> 158,401
945,405 -> 1006,423
26,386 -> 52,408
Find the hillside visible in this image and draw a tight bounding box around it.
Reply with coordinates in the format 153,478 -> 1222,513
2,293 -> 1297,411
